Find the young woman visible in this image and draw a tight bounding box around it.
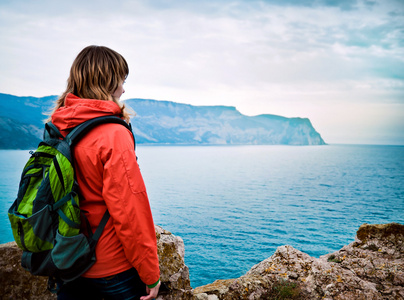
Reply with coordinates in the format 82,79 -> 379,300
50,45 -> 160,300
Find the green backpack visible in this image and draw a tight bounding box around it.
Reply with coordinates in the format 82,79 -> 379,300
8,115 -> 134,284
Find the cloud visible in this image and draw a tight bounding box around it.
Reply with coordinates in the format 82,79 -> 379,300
0,0 -> 403,144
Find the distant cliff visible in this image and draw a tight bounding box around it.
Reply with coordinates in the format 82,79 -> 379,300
127,99 -> 326,145
0,93 -> 325,149
0,94 -> 54,149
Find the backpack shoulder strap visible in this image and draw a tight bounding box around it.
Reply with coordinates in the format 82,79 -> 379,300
43,122 -> 72,162
43,116 -> 135,161
44,122 -> 65,140
65,116 -> 135,148
62,116 -> 134,243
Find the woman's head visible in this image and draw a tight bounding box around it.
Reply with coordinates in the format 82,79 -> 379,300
68,45 -> 128,101
50,45 -> 130,120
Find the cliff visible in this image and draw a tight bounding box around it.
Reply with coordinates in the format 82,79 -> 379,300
0,93 -> 325,148
1,223 -> 403,299
194,223 -> 404,299
0,226 -> 193,300
126,98 -> 326,145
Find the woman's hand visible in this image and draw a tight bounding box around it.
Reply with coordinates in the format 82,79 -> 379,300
140,281 -> 161,300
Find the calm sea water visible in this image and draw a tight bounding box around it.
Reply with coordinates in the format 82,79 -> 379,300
1,145 -> 403,288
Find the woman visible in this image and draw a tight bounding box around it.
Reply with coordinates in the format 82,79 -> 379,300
50,45 -> 160,300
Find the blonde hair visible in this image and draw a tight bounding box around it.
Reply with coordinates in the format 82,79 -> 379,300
49,45 -> 130,121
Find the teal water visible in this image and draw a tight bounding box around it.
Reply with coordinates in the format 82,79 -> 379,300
1,145 -> 403,288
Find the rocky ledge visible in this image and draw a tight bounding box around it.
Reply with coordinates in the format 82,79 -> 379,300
194,223 -> 404,300
1,223 -> 403,299
0,226 -> 193,300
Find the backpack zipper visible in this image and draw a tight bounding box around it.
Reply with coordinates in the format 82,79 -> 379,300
30,151 -> 54,159
17,221 -> 27,251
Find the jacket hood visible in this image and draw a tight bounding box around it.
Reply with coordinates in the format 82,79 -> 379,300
52,93 -> 123,133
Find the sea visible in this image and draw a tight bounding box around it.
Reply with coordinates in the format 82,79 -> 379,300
1,144 -> 403,288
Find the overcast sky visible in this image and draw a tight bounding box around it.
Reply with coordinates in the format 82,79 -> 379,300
0,0 -> 403,144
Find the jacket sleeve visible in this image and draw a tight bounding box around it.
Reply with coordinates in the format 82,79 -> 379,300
101,125 -> 160,286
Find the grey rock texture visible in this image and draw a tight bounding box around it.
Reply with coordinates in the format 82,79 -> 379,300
194,223 -> 404,299
1,223 -> 403,299
0,226 -> 192,300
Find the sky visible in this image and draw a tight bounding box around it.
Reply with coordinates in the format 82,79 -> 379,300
0,0 -> 403,145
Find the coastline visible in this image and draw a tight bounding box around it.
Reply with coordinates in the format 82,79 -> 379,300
1,223 -> 403,299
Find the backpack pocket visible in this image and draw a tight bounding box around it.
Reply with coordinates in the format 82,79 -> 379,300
21,231 -> 97,282
8,202 -> 55,252
52,231 -> 94,270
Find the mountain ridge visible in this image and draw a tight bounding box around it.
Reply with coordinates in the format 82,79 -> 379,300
0,93 -> 326,149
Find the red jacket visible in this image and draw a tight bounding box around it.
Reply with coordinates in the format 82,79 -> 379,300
52,93 -> 160,286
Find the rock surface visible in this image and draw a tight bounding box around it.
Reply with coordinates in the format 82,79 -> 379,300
194,223 -> 404,299
1,223 -> 403,299
0,226 -> 192,300
0,241 -> 52,300
155,225 -> 193,299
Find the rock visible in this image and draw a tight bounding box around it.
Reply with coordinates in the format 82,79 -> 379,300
194,223 -> 404,299
0,226 -> 193,300
322,223 -> 404,299
0,242 -> 54,300
2,223 -> 403,299
155,225 -> 193,299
